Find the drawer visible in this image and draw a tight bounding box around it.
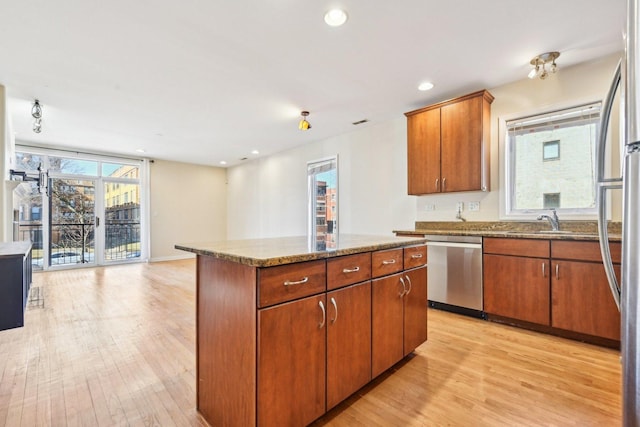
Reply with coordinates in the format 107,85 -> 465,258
483,237 -> 549,258
258,260 -> 326,307
552,240 -> 621,263
327,252 -> 371,290
372,248 -> 403,278
404,245 -> 427,269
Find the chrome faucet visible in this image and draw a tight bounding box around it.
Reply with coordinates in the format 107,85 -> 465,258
537,208 -> 560,231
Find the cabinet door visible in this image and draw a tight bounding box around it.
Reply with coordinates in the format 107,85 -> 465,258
407,108 -> 441,195
257,294 -> 326,426
440,95 -> 483,192
402,266 -> 428,355
552,261 -> 621,340
372,273 -> 405,378
327,282 -> 372,409
483,254 -> 550,325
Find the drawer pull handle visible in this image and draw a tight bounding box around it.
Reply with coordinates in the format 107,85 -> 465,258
410,253 -> 423,259
284,277 -> 309,286
318,300 -> 326,329
343,266 -> 360,273
330,297 -> 338,324
399,277 -> 407,297
382,259 -> 396,265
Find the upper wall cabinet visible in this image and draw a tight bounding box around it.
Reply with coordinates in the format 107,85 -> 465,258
405,90 -> 494,195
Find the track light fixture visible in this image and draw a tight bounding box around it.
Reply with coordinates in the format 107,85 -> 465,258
299,111 -> 311,131
528,51 -> 560,80
31,99 -> 42,133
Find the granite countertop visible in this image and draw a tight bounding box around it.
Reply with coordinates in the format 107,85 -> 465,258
175,234 -> 427,267
0,241 -> 32,258
394,221 -> 622,242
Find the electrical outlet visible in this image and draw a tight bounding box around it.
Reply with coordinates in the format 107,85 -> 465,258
424,203 -> 435,211
456,202 -> 464,212
468,201 -> 480,211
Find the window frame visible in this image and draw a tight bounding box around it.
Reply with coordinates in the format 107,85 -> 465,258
501,101 -> 602,219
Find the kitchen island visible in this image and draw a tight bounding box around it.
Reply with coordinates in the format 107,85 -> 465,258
176,234 -> 428,427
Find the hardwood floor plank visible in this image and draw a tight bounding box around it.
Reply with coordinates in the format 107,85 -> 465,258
0,259 -> 621,426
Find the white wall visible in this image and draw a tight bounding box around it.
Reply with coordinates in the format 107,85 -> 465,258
227,118 -> 415,238
150,159 -> 227,260
227,53 -> 622,236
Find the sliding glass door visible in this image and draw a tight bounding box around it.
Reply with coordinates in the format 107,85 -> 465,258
13,149 -> 146,270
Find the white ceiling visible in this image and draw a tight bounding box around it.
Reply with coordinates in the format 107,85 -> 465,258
1,0 -> 626,167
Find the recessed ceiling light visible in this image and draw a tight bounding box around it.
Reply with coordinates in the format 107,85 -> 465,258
220,161 -> 227,165
251,150 -> 259,155
324,9 -> 348,27
418,82 -> 434,91
135,148 -> 146,153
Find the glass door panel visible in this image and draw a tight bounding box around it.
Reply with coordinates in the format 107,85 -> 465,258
15,181 -> 45,270
103,181 -> 141,262
49,178 -> 96,266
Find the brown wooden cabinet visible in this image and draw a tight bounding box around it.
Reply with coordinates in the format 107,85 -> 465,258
327,281 -> 372,409
372,248 -> 428,378
258,294 -> 327,426
483,237 -> 621,344
550,241 -> 621,341
484,252 -> 550,325
193,240 -> 427,426
405,90 -> 494,195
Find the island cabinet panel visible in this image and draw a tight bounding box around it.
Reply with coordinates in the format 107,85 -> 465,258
196,256 -> 257,427
326,281 -> 372,410
258,294 -> 326,427
327,252 -> 371,290
404,244 -> 427,269
372,248 -> 404,278
483,254 -> 551,325
403,266 -> 428,354
372,272 -> 405,378
257,259 -> 326,307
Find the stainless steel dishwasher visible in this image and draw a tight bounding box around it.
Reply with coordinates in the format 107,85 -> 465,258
426,235 -> 484,318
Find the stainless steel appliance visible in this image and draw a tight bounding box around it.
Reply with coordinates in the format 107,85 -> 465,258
426,235 -> 483,318
597,1 -> 640,423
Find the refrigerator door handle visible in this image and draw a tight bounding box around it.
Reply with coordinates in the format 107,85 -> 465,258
596,59 -> 623,311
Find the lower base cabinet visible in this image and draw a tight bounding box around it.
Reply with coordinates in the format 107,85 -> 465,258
372,266 -> 428,378
258,294 -> 326,427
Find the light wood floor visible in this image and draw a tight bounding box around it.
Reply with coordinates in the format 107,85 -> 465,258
0,260 -> 621,426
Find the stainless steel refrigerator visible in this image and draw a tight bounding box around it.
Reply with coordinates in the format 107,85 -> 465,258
597,0 -> 640,424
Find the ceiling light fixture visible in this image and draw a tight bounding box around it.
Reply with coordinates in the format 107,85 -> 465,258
528,51 -> 560,80
299,111 -> 311,131
324,9 -> 348,27
418,82 -> 434,91
31,99 -> 42,133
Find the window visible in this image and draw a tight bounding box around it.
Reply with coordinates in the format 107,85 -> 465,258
308,156 -> 338,250
543,140 -> 560,161
543,193 -> 561,208
505,102 -> 600,215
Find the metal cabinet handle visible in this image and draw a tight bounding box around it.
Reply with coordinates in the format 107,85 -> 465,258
399,277 -> 407,297
284,277 -> 308,286
442,177 -> 446,190
404,275 -> 412,296
382,259 -> 396,265
555,264 -> 560,280
330,297 -> 338,324
342,266 -> 360,273
542,263 -> 546,278
410,253 -> 423,259
318,300 -> 326,328
435,178 -> 439,190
